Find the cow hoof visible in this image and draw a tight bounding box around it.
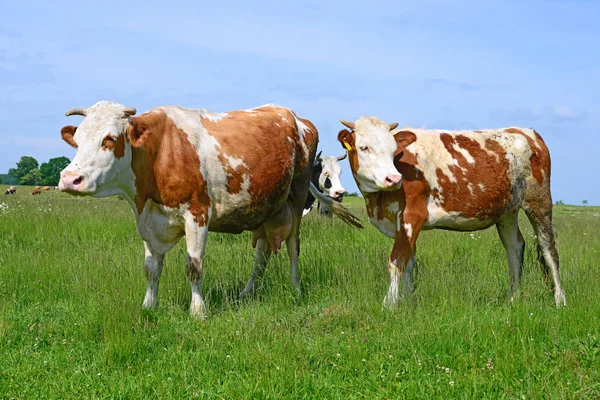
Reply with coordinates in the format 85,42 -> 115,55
189,301 -> 207,320
382,295 -> 399,310
555,290 -> 567,307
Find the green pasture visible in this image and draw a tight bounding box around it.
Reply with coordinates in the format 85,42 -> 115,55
0,185 -> 598,398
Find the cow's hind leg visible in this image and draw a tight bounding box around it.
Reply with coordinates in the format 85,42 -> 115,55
524,209 -> 566,306
286,210 -> 301,294
142,241 -> 165,309
240,237 -> 272,298
496,211 -> 525,302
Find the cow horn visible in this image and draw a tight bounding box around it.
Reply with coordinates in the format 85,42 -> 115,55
337,150 -> 348,161
316,151 -> 323,162
65,108 -> 87,117
389,122 -> 399,131
340,120 -> 355,130
123,107 -> 137,116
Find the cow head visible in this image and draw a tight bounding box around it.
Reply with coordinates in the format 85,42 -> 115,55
59,101 -> 137,197
314,151 -> 347,201
337,117 -> 402,193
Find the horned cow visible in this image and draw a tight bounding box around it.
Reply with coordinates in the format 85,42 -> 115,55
59,101 -> 361,319
337,117 -> 566,307
303,150 -> 347,217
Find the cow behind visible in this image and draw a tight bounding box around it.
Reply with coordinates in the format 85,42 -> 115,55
31,189 -> 41,196
337,117 -> 566,307
303,151 -> 347,216
59,101 -> 361,319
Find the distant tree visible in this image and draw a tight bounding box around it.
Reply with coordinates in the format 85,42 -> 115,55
583,200 -> 588,205
40,156 -> 71,186
20,169 -> 43,186
555,200 -> 565,206
0,175 -> 2,184
9,156 -> 40,185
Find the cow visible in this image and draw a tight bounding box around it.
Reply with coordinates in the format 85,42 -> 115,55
31,189 -> 41,195
337,117 -> 566,308
303,150 -> 347,217
42,186 -> 51,191
59,101 -> 361,319
4,186 -> 16,195
35,186 -> 41,190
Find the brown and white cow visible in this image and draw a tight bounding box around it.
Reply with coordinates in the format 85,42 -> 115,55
42,186 -> 51,191
59,101 -> 360,319
31,189 -> 41,195
4,186 -> 16,195
337,117 -> 566,307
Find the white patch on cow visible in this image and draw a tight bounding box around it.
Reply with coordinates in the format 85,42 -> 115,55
467,183 -> 475,195
223,154 -> 246,170
200,109 -> 229,122
452,143 -> 475,164
404,223 -> 413,240
478,183 -> 486,191
275,122 -> 281,127
387,201 -> 399,214
278,113 -> 289,123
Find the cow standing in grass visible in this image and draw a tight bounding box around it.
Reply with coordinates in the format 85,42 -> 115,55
4,186 -> 16,195
31,189 -> 41,196
337,117 -> 566,307
59,101 -> 361,318
303,151 -> 347,217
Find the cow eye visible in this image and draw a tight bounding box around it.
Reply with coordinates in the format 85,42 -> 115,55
359,146 -> 369,152
102,135 -> 118,149
323,172 -> 329,177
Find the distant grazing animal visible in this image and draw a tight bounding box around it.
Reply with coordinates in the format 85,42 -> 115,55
337,117 -> 566,308
4,186 -> 16,195
59,101 -> 361,319
303,150 -> 347,217
42,186 -> 50,191
35,186 -> 41,190
31,189 -> 41,196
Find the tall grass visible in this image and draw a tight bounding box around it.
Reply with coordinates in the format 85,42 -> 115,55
0,186 -> 599,398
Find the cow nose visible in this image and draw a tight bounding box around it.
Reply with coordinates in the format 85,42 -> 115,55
332,190 -> 345,199
60,173 -> 84,191
384,174 -> 402,188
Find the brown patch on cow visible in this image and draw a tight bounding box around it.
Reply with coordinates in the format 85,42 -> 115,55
31,189 -> 41,195
394,130 -> 417,157
199,107 -> 315,210
101,134 -> 125,158
434,133 -> 511,221
61,125 -> 77,148
128,111 -> 211,225
337,130 -> 359,173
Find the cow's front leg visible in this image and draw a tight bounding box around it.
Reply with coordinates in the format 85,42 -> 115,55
383,206 -> 426,309
142,241 -> 165,309
184,213 -> 209,319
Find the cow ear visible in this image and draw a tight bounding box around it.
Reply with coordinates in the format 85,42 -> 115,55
126,117 -> 150,148
337,129 -> 355,151
393,130 -> 417,156
61,125 -> 78,148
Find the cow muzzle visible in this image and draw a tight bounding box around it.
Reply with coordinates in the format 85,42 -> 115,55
59,172 -> 86,194
383,174 -> 402,190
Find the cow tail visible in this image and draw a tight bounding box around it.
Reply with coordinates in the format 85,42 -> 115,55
308,182 -> 363,229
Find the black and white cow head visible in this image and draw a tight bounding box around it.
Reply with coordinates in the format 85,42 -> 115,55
303,150 -> 347,216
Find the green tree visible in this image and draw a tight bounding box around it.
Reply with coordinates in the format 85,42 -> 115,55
0,175 -> 2,184
8,156 -> 40,185
583,200 -> 588,205
20,169 -> 43,185
40,156 -> 71,186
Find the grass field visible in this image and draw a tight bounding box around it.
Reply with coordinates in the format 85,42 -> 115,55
0,185 -> 599,398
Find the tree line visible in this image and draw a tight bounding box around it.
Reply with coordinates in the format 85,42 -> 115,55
4,156 -> 71,186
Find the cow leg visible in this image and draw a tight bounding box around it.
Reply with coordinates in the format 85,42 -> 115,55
525,210 -> 566,306
384,206 -> 426,309
184,216 -> 209,319
142,241 -> 165,309
496,211 -> 525,302
240,237 -> 272,298
286,212 -> 301,294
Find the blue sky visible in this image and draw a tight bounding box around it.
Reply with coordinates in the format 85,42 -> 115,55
1,0 -> 598,204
